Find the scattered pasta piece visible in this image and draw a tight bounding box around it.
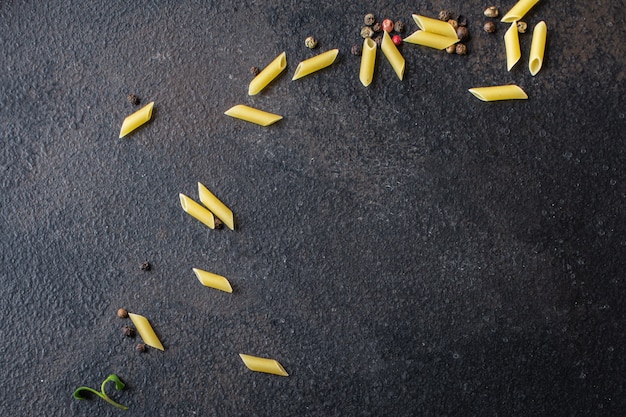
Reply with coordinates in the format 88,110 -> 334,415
128,313 -> 164,351
504,22 -> 521,71
529,21 -> 547,76
239,353 -> 289,376
411,14 -> 458,38
197,182 -> 235,230
248,52 -> 287,95
501,0 -> 540,23
224,105 -> 283,126
381,31 -> 405,80
468,85 -> 528,101
403,30 -> 459,50
119,102 -> 154,138
359,38 -> 377,87
180,193 -> 217,229
292,49 -> 339,80
192,268 -> 233,293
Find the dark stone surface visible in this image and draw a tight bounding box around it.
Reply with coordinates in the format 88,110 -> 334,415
1,1 -> 624,416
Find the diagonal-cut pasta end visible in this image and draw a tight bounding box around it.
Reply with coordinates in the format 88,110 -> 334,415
529,59 -> 542,76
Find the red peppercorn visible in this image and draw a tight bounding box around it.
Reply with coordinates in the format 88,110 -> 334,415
392,35 -> 402,46
382,19 -> 394,33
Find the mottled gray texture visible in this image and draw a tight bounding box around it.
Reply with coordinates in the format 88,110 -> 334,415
1,1 -> 624,416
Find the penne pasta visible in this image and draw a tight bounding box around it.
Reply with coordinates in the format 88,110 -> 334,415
411,14 -> 458,38
403,30 -> 459,49
504,22 -> 521,71
198,182 -> 235,230
381,31 -> 405,80
501,0 -> 540,23
180,193 -> 217,229
128,313 -> 164,351
359,38 -> 377,87
248,52 -> 287,95
292,49 -> 339,80
403,30 -> 459,50
192,268 -> 233,293
529,21 -> 547,76
468,85 -> 528,101
224,105 -> 282,126
119,102 -> 154,138
239,353 -> 289,376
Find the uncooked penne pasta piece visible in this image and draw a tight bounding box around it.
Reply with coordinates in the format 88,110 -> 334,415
180,193 -> 217,229
248,52 -> 287,95
529,21 -> 547,76
197,182 -> 235,230
412,14 -> 458,38
292,49 -> 339,80
224,105 -> 282,126
403,30 -> 459,50
468,85 -> 528,101
239,354 -> 289,376
192,268 -> 233,293
504,22 -> 521,71
381,31 -> 405,80
359,38 -> 377,87
501,0 -> 540,23
128,313 -> 164,351
119,102 -> 154,138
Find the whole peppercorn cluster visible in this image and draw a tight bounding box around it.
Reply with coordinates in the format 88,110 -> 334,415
354,12 -> 405,56
438,9 -> 470,55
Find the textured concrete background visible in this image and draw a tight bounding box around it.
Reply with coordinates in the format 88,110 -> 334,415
1,0 -> 624,416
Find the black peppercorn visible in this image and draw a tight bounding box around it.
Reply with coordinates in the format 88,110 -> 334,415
394,21 -> 404,33
374,36 -> 383,47
372,22 -> 382,33
140,261 -> 151,271
457,15 -> 468,27
214,218 -> 223,229
438,10 -> 451,21
351,44 -> 362,56
456,26 -> 469,42
122,325 -> 135,337
127,94 -> 140,106
483,21 -> 496,33
136,343 -> 147,352
250,66 -> 260,76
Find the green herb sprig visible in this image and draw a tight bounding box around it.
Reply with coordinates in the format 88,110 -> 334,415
73,374 -> 129,410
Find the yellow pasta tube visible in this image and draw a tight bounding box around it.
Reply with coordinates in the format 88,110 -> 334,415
468,85 -> 528,101
224,105 -> 282,126
179,193 -> 217,229
128,313 -> 164,351
359,38 -> 377,87
529,21 -> 547,76
403,30 -> 459,50
292,49 -> 339,80
248,52 -> 287,95
504,22 -> 521,71
501,0 -> 540,23
411,14 -> 458,38
119,102 -> 154,138
239,354 -> 289,376
381,31 -> 405,80
192,268 -> 233,293
197,182 -> 235,230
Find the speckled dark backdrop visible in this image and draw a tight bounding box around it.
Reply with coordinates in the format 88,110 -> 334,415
1,1 -> 624,416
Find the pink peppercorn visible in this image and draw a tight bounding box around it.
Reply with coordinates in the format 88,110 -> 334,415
382,19 -> 394,33
392,35 -> 402,46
